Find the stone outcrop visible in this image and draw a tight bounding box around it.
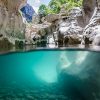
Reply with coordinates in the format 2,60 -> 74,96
1,0 -> 99,49
82,0 -> 100,46
56,7 -> 84,46
25,0 -> 100,47
25,22 -> 52,45
52,0 -> 100,46
82,0 -> 97,25
0,0 -> 26,45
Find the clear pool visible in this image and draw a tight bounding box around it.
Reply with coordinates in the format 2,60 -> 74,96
0,50 -> 100,100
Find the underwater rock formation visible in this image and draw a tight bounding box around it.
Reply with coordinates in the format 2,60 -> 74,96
58,51 -> 100,100
0,0 -> 26,45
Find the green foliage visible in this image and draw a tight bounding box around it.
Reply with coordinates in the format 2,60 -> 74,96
38,0 -> 83,16
64,0 -> 83,11
38,4 -> 48,16
49,0 -> 61,13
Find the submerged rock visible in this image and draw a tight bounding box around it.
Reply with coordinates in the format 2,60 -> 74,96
57,51 -> 100,100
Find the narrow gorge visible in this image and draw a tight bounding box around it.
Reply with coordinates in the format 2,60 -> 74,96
0,0 -> 100,51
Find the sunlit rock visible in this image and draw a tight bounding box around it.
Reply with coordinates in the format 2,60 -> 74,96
25,22 -> 52,44
92,33 -> 100,46
57,7 -> 83,46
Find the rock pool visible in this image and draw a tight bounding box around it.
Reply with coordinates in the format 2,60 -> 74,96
0,49 -> 100,100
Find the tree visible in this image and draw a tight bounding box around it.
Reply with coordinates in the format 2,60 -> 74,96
49,0 -> 61,13
38,0 -> 83,15
38,4 -> 48,16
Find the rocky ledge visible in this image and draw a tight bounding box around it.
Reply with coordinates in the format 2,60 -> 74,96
0,0 -> 100,51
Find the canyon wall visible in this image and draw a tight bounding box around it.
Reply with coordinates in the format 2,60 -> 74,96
0,0 -> 26,45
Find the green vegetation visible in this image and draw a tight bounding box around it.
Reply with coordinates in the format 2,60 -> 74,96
38,0 -> 83,16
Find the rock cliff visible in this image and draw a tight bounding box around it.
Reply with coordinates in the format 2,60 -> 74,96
0,0 -> 26,47
82,0 -> 100,46
0,0 -> 100,50
41,0 -> 100,46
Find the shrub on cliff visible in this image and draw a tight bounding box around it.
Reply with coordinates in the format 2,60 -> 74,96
38,0 -> 83,16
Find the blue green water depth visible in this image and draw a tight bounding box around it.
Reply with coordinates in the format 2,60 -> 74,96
0,50 -> 100,100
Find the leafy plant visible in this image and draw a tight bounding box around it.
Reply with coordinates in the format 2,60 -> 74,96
38,0 -> 83,16
38,4 -> 48,16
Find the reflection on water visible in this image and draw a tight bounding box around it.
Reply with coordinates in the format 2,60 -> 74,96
0,50 -> 100,100
0,44 -> 100,54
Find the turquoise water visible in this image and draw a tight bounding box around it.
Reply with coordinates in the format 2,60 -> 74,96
0,50 -> 100,100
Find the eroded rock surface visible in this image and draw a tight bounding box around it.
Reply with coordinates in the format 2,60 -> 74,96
1,0 -> 100,48
82,0 -> 100,46
0,0 -> 26,45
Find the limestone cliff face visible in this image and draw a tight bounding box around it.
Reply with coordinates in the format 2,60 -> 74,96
0,0 -> 26,44
82,0 -> 97,25
82,0 -> 100,45
48,0 -> 100,46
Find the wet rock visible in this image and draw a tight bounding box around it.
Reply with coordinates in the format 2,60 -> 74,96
0,38 -> 13,50
15,40 -> 24,49
57,51 -> 100,100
